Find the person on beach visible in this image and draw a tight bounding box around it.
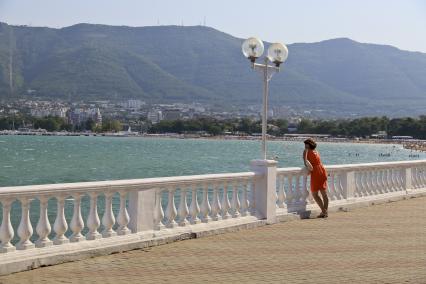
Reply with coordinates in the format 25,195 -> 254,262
303,138 -> 329,218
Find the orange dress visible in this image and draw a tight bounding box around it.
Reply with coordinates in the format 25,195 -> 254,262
306,150 -> 328,192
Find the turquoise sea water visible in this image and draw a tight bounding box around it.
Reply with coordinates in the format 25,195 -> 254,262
0,135 -> 425,187
0,135 -> 425,243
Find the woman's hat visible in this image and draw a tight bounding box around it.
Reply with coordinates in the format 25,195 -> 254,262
304,138 -> 317,148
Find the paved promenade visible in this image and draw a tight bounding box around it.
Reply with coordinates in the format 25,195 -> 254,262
0,197 -> 425,284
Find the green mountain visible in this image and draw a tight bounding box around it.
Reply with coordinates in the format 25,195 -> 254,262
1,22 -> 426,114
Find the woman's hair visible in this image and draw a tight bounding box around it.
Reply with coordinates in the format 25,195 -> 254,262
304,138 -> 317,150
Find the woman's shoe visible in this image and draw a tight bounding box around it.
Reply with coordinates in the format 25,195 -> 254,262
317,212 -> 326,218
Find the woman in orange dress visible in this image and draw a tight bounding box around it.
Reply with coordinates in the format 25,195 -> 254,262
303,138 -> 329,218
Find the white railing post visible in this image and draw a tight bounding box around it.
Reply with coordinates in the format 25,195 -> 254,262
342,170 -> 356,201
403,167 -> 412,193
250,159 -> 277,224
128,189 -> 156,233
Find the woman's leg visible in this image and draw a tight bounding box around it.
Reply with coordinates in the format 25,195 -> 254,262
319,189 -> 329,213
312,191 -> 326,214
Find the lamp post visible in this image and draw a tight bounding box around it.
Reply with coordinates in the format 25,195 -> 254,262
242,37 -> 288,160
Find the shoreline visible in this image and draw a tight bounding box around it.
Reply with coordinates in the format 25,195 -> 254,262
1,130 -> 425,152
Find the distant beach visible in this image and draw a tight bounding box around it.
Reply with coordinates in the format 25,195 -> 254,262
1,129 -> 425,153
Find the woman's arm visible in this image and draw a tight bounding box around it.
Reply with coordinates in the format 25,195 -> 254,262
303,149 -> 313,171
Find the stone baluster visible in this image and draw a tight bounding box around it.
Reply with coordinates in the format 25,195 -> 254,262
370,171 -> 378,195
383,169 -> 390,193
165,187 -> 177,228
301,173 -> 309,203
390,168 -> 398,192
241,180 -> 250,216
377,170 -> 384,194
16,198 -> 35,250
200,183 -> 212,223
277,176 -> 286,208
102,192 -> 116,237
177,186 -> 189,226
53,195 -> 69,245
70,194 -> 85,242
328,172 -> 336,200
86,192 -> 101,240
398,168 -> 404,191
249,179 -> 256,215
0,199 -> 15,253
294,175 -> 302,203
340,173 -> 347,199
211,183 -> 222,221
353,172 -> 361,197
117,191 -> 131,235
306,175 -> 314,204
395,168 -> 401,191
360,172 -> 368,197
412,167 -> 419,188
386,169 -> 393,193
35,196 -> 53,247
221,182 -> 231,219
231,181 -> 241,218
366,171 -> 373,195
189,185 -> 201,224
380,169 -> 387,193
286,175 -> 294,205
420,167 -> 426,187
153,189 -> 165,230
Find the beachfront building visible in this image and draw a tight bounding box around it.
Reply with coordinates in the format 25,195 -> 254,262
68,108 -> 102,127
30,107 -> 68,118
147,110 -> 163,124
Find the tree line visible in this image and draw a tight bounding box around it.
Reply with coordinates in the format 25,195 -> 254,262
1,115 -> 426,139
0,115 -> 122,132
149,116 -> 426,139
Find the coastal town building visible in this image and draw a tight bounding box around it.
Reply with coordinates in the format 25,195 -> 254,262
147,110 -> 163,124
68,108 -> 102,126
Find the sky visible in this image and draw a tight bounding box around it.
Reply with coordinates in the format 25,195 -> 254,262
1,0 -> 425,52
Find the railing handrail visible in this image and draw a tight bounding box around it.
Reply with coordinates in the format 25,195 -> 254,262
276,159 -> 426,175
0,171 -> 256,198
1,159 -> 425,198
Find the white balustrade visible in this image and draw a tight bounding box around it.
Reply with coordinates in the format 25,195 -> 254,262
0,161 -> 424,256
